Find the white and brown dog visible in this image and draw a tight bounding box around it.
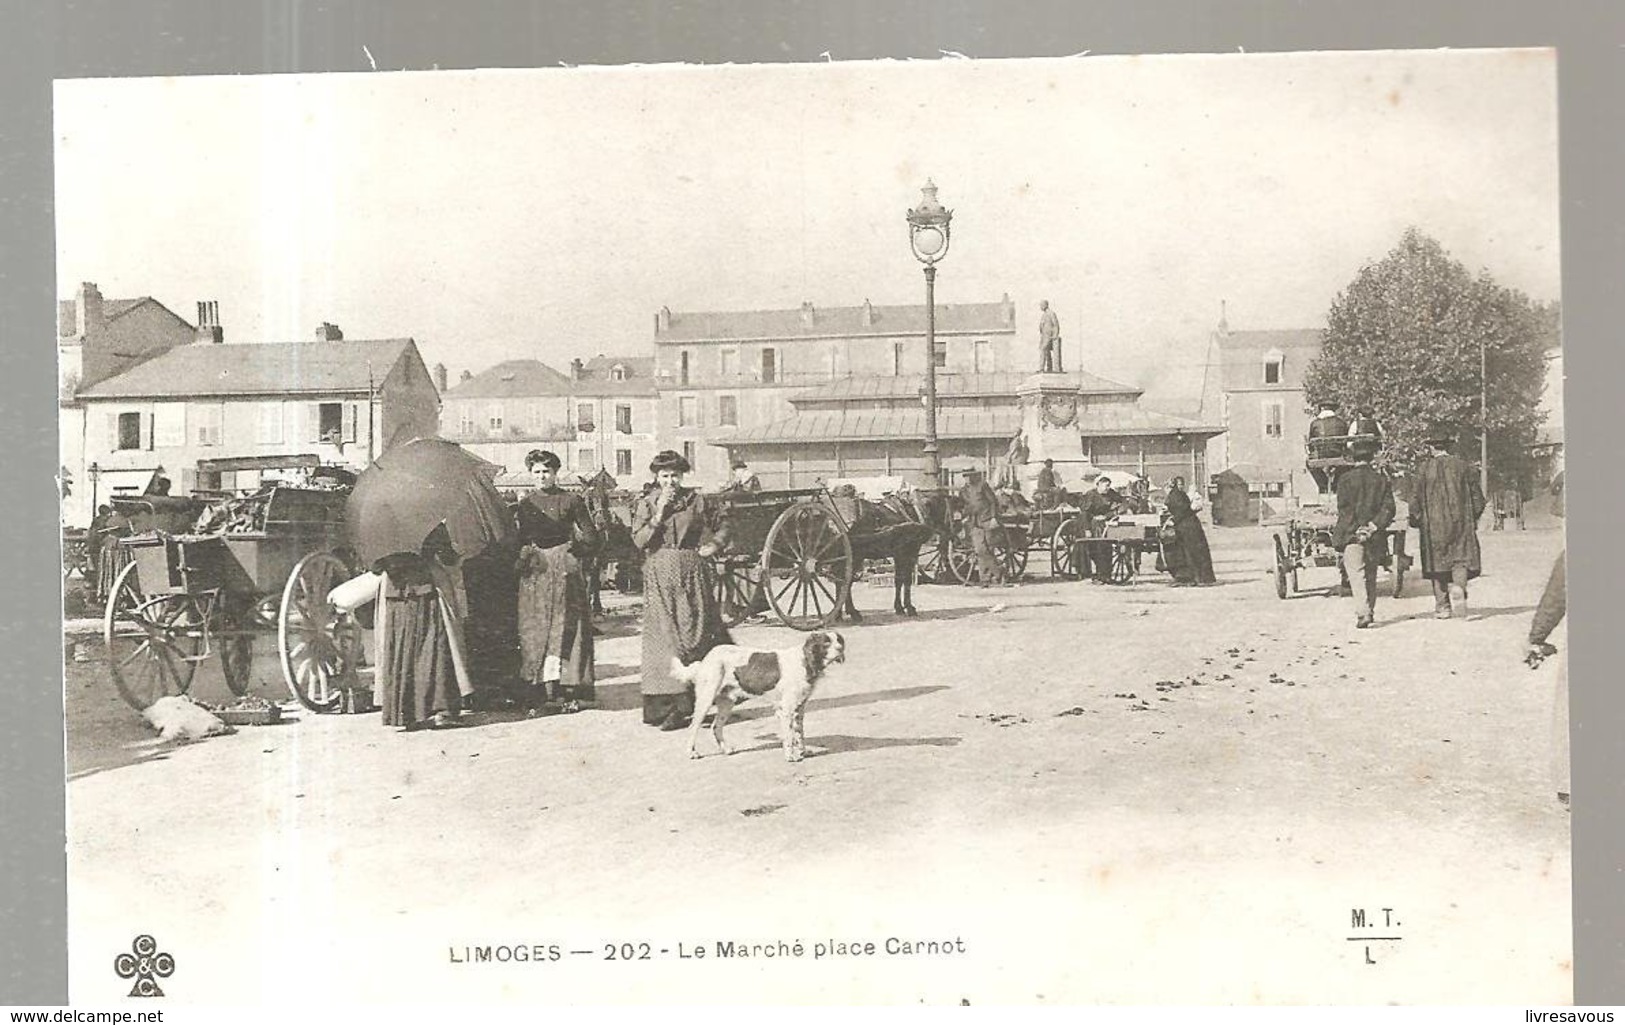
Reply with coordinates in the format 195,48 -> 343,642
670,631 -> 846,762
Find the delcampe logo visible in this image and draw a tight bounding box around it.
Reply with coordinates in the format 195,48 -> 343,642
114,934 -> 174,997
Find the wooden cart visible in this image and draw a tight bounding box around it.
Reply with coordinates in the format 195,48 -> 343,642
709,487 -> 856,631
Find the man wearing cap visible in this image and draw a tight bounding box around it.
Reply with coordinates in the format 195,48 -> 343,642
726,457 -> 762,493
1332,438 -> 1396,628
1408,427 -> 1486,620
1073,475 -> 1123,584
958,468 -> 1009,587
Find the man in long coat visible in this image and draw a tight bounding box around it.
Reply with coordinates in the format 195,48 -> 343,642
958,469 -> 1008,587
1332,440 -> 1396,628
1408,427 -> 1487,619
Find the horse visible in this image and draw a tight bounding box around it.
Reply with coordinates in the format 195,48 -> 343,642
832,487 -> 949,621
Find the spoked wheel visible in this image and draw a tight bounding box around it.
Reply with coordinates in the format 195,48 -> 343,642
102,560 -> 206,711
762,503 -> 853,631
995,523 -> 1029,581
947,519 -> 979,584
915,535 -> 950,584
1106,542 -> 1138,585
279,551 -> 364,713
1050,517 -> 1084,579
713,557 -> 766,627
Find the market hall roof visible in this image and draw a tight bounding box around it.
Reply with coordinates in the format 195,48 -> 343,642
723,404 -> 1224,445
76,339 -> 420,399
792,371 -> 1143,403
652,299 -> 1017,343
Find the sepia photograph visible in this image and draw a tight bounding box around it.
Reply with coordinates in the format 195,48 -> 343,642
54,49 -> 1568,1005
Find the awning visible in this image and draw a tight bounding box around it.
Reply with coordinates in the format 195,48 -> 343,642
96,468 -> 157,495
196,453 -> 323,473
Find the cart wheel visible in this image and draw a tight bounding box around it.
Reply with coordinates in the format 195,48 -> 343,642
279,551 -> 363,713
947,518 -> 978,584
714,557 -> 765,627
996,523 -> 1029,581
102,560 -> 204,711
762,502 -> 853,631
1050,518 -> 1084,579
1107,542 -> 1137,584
915,535 -> 949,584
1389,531 -> 1408,598
1273,534 -> 1291,599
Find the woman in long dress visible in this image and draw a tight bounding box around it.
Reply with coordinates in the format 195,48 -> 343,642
631,450 -> 733,730
331,525 -> 474,730
1165,476 -> 1217,586
515,449 -> 600,713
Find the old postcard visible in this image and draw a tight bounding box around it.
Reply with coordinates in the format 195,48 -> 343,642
56,50 -> 1568,1005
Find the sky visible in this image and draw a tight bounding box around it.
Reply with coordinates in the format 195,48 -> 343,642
54,49 -> 1560,412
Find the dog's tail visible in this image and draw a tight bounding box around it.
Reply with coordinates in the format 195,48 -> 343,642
668,657 -> 699,686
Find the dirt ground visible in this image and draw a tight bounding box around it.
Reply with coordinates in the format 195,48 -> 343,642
61,517 -> 1571,1006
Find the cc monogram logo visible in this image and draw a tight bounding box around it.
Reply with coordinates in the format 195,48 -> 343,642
114,934 -> 175,997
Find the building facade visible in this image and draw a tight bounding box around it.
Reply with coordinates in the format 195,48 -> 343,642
651,297 -> 1019,487
73,324 -> 441,512
1209,324 -> 1326,505
440,355 -> 659,484
58,282 -> 211,526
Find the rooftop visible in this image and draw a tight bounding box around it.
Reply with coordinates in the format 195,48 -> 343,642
58,296 -> 185,340
77,339 -> 418,399
446,356 -> 658,399
724,403 -> 1222,445
791,370 -> 1141,404
654,299 -> 1016,343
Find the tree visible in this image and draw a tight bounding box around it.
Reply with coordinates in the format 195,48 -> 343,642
1303,228 -> 1553,487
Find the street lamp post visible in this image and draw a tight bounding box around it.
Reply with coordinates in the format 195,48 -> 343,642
907,180 -> 953,488
1480,335 -> 1490,496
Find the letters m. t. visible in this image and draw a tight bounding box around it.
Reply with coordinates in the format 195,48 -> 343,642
1351,909 -> 1366,928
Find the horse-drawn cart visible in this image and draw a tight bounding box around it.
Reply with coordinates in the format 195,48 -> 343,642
1273,426 -> 1410,599
710,486 -> 856,631
101,483 -> 364,714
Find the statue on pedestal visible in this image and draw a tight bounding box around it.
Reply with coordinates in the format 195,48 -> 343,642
1038,299 -> 1062,373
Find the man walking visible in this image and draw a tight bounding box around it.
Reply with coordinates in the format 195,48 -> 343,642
1409,427 -> 1487,620
958,468 -> 1009,588
1333,439 -> 1396,628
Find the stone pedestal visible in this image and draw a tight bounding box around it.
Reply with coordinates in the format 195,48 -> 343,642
1014,372 -> 1098,490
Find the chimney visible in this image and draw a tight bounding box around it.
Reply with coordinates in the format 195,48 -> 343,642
861,299 -> 874,327
655,306 -> 671,334
433,362 -> 449,392
75,282 -> 102,339
315,322 -> 343,342
570,358 -> 584,380
194,300 -> 224,344
800,301 -> 815,327
1003,292 -> 1015,325
1217,300 -> 1230,336
460,369 -> 473,383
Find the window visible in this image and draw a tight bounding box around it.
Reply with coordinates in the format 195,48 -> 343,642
616,449 -> 633,477
892,341 -> 905,375
718,394 -> 739,427
577,448 -> 594,472
933,338 -> 947,369
615,404 -> 633,434
678,395 -> 698,428
577,402 -> 595,432
1263,349 -> 1284,385
826,346 -> 839,378
720,348 -> 739,378
115,411 -> 143,451
457,408 -> 477,436
310,402 -> 357,444
973,339 -> 992,373
257,402 -> 284,444
485,404 -> 503,434
679,350 -> 692,386
1262,400 -> 1285,438
760,348 -> 777,384
682,441 -> 697,469
191,403 -> 223,447
153,404 -> 186,448
611,364 -> 627,382
1262,481 -> 1286,497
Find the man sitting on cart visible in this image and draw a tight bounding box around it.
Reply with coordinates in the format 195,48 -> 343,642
1034,459 -> 1062,510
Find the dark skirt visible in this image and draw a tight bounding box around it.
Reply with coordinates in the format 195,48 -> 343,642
1171,516 -> 1216,584
517,542 -> 595,699
640,547 -> 731,723
381,591 -> 458,728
